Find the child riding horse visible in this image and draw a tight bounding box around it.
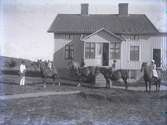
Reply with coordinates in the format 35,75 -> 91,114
141,61 -> 161,92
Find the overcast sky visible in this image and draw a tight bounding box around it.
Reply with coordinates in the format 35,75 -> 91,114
0,0 -> 166,61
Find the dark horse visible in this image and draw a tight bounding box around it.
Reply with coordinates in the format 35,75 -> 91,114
38,60 -> 60,87
99,67 -> 129,89
68,61 -> 98,87
141,62 -> 161,92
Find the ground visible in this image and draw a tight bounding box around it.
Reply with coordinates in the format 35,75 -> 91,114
0,75 -> 167,125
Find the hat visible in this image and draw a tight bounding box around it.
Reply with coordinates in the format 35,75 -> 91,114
151,59 -> 155,63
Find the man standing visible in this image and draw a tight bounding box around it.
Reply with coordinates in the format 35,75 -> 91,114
112,60 -> 117,71
20,61 -> 26,86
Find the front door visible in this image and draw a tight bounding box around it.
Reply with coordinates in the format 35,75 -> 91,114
153,49 -> 161,67
102,43 -> 109,66
96,43 -> 103,66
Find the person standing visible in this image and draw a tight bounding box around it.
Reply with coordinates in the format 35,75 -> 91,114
19,61 -> 26,86
112,60 -> 117,71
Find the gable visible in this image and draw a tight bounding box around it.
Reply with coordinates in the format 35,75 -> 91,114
81,29 -> 123,43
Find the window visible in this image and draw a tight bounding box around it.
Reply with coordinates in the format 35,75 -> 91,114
130,46 -> 139,61
65,43 -> 74,59
110,42 -> 121,59
85,42 -> 95,59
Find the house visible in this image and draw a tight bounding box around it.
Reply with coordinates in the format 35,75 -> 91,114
48,3 -> 167,80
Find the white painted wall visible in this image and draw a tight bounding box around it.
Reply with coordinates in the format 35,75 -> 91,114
53,32 -> 167,74
120,35 -> 167,70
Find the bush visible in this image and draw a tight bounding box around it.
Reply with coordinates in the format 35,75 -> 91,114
5,59 -> 17,68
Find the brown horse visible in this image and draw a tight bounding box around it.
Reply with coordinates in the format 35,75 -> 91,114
68,61 -> 98,86
141,62 -> 161,92
99,67 -> 129,89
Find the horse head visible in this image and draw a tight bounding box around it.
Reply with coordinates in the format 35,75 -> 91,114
67,60 -> 81,76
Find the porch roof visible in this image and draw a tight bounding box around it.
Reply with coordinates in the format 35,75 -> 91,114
81,28 -> 126,42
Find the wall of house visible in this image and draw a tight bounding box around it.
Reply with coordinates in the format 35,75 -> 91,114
120,35 -> 167,70
53,34 -> 83,69
53,33 -> 167,81
120,35 -> 167,81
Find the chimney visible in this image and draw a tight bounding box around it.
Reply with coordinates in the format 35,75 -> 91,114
119,3 -> 128,16
81,3 -> 89,15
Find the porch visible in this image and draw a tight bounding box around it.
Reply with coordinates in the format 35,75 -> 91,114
81,28 -> 124,67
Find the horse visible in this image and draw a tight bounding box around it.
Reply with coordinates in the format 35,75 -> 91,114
68,61 -> 98,87
141,62 -> 161,92
99,67 -> 129,89
38,60 -> 60,87
68,61 -> 128,89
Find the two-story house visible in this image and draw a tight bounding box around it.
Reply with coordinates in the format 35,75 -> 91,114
48,3 -> 167,80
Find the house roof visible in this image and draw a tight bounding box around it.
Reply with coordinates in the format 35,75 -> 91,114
48,14 -> 159,34
81,28 -> 125,41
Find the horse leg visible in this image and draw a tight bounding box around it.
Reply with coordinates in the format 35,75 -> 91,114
158,79 -> 161,92
52,75 -> 57,86
124,79 -> 128,90
106,78 -> 110,88
149,81 -> 151,92
155,80 -> 158,92
56,75 -> 61,86
58,78 -> 61,86
43,77 -> 47,88
77,77 -> 81,87
145,81 -> 148,92
109,80 -> 111,88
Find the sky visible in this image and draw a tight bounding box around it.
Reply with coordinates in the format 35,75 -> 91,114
0,0 -> 166,61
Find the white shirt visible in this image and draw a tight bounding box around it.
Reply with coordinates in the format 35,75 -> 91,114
20,64 -> 26,73
48,62 -> 52,69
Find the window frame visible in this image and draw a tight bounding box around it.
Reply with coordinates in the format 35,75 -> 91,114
85,42 -> 96,59
130,45 -> 140,61
65,43 -> 74,60
110,42 -> 121,59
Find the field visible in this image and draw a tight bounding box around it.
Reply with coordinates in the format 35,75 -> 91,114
0,74 -> 167,125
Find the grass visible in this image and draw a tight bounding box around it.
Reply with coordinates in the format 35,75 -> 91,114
0,89 -> 167,125
0,74 -> 167,125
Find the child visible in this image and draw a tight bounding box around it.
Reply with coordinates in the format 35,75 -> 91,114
150,59 -> 158,78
